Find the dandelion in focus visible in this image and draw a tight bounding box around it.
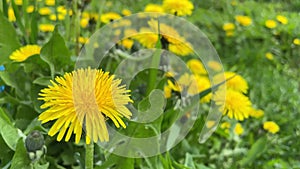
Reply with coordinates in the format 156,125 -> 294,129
213,89 -> 252,121
38,68 -> 133,144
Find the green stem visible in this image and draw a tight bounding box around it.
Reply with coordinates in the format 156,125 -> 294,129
146,50 -> 161,96
85,142 -> 94,169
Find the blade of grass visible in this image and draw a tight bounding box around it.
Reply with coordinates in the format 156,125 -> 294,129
11,0 -> 28,43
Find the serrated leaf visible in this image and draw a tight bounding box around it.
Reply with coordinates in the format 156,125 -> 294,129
40,26 -> 71,78
0,11 -> 21,64
10,139 -> 31,169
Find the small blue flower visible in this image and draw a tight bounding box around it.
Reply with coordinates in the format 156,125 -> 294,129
0,65 -> 4,71
0,65 -> 5,92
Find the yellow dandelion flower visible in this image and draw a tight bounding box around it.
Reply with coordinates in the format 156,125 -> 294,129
26,5 -> 34,13
214,72 -> 248,93
213,89 -> 252,121
8,7 -> 16,22
122,9 -> 131,16
220,122 -> 231,129
223,23 -> 235,31
187,59 -> 207,75
206,120 -> 215,128
49,14 -> 65,21
144,4 -> 164,13
220,121 -> 230,134
194,75 -> 211,103
265,52 -> 274,60
120,39 -> 134,49
249,108 -> 264,118
276,15 -> 288,25
263,121 -> 280,134
78,37 -> 89,44
9,45 -> 41,62
208,61 -> 222,72
225,31 -> 234,37
45,0 -> 55,6
38,68 -> 133,144
133,27 -> 159,48
164,85 -> 172,98
265,20 -> 277,29
162,0 -> 194,16
39,24 -> 55,32
100,12 -> 121,24
234,123 -> 244,135
293,38 -> 300,45
39,7 -> 52,15
148,19 -> 194,56
235,15 -> 252,26
80,18 -> 89,28
15,0 -> 22,5
169,42 -> 193,56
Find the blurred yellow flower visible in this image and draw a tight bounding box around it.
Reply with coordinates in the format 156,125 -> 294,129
101,12 -> 121,24
223,23 -> 235,31
162,0 -> 194,16
187,59 -> 207,75
15,0 -> 22,5
26,5 -> 34,13
120,39 -> 134,49
235,15 -> 252,26
276,15 -> 288,25
206,120 -> 215,128
293,38 -> 300,45
214,89 -> 252,121
133,27 -> 159,48
39,24 -> 55,32
8,7 -> 16,22
265,52 -> 274,60
226,31 -> 234,37
208,61 -> 222,72
38,68 -> 133,144
49,14 -> 65,21
164,85 -> 172,98
78,37 -> 89,44
214,72 -> 248,93
144,4 -> 164,13
263,121 -> 280,134
9,45 -> 41,62
45,0 -> 55,6
122,9 -> 132,16
39,7 -> 52,15
221,122 -> 231,129
169,42 -> 193,56
265,20 -> 277,29
249,108 -> 264,118
80,18 -> 89,28
234,123 -> 244,135
194,75 -> 212,103
56,6 -> 73,16
220,122 -> 230,134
